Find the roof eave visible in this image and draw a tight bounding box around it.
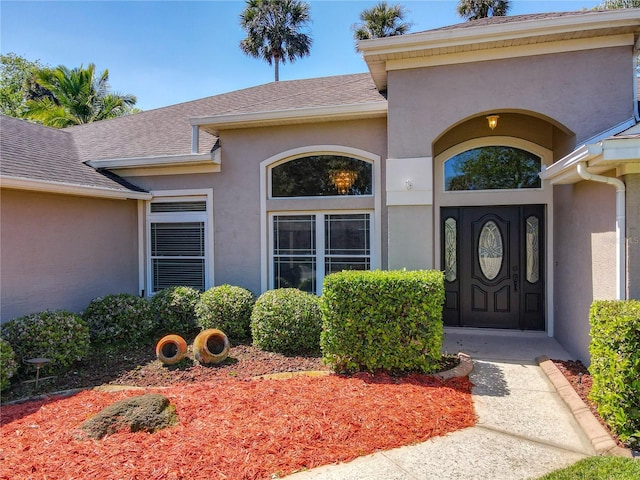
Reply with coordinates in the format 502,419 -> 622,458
359,9 -> 640,90
190,102 -> 388,136
0,175 -> 152,200
541,121 -> 640,184
86,152 -> 219,170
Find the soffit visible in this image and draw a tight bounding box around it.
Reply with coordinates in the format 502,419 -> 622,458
360,9 -> 640,91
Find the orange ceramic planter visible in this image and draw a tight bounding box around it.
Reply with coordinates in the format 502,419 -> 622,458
193,329 -> 230,364
155,334 -> 188,365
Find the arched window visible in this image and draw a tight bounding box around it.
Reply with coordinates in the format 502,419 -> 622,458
271,155 -> 372,197
444,146 -> 541,191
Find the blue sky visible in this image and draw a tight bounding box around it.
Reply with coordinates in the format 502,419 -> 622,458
1,1 -> 603,111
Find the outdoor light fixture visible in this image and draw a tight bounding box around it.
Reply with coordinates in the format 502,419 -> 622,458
487,114 -> 500,130
329,170 -> 358,195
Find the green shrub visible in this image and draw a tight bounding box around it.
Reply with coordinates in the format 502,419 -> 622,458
195,285 -> 255,341
0,337 -> 18,390
0,310 -> 90,375
251,289 -> 322,355
321,270 -> 445,374
588,299 -> 640,448
151,286 -> 201,335
83,294 -> 155,347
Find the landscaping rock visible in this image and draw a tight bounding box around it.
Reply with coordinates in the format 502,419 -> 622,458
79,393 -> 177,439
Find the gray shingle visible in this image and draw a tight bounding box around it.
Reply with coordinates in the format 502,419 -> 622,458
0,115 -> 143,192
67,73 -> 384,162
423,11 -> 609,33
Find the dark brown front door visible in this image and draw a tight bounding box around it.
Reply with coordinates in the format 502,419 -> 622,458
441,205 -> 545,330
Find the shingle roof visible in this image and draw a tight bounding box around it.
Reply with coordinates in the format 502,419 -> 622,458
422,10 -> 615,33
0,115 -> 145,192
67,73 -> 384,162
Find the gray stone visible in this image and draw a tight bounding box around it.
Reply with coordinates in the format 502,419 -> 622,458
80,393 -> 177,439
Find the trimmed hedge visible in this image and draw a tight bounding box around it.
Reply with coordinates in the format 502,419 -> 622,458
83,294 -> 155,347
151,286 -> 201,335
251,289 -> 323,355
588,300 -> 640,448
0,337 -> 18,391
0,310 -> 90,374
195,285 -> 255,341
320,270 -> 445,374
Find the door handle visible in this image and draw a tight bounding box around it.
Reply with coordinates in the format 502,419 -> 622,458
513,273 -> 519,292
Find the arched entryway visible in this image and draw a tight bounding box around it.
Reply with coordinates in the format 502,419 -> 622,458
433,112 -> 574,332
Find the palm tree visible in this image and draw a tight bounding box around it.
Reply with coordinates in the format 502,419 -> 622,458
239,0 -> 312,82
23,63 -> 137,128
597,0 -> 640,8
352,2 -> 412,47
457,0 -> 510,21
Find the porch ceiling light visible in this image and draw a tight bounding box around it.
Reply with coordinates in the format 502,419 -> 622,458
487,114 -> 499,130
329,170 -> 358,195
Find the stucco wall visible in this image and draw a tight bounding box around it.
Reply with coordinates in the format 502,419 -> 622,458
626,173 -> 640,299
0,189 -> 139,323
125,118 -> 388,296
387,46 -> 633,159
553,181 -> 617,364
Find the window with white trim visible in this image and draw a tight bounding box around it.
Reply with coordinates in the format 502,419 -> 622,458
271,212 -> 371,294
147,197 -> 210,293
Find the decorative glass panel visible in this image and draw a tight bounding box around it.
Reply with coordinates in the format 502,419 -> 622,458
478,221 -> 503,280
526,216 -> 540,283
444,146 -> 542,191
271,155 -> 372,197
444,217 -> 457,282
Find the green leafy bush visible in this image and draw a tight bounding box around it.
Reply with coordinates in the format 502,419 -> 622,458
151,286 -> 201,335
195,285 -> 255,341
0,310 -> 90,374
83,294 -> 155,347
321,270 -> 445,374
588,299 -> 640,448
251,289 -> 322,354
0,337 -> 18,390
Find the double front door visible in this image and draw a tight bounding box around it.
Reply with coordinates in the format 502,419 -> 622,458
441,205 -> 545,330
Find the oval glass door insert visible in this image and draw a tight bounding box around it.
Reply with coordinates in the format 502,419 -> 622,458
478,220 -> 503,280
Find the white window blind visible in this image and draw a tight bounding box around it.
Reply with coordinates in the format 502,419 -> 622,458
148,198 -> 209,293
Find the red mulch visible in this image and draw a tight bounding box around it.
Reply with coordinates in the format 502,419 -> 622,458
0,373 -> 475,480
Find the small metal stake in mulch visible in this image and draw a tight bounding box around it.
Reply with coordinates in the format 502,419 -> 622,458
23,358 -> 54,390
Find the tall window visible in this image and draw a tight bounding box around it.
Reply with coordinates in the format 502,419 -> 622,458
444,146 -> 541,191
148,199 -> 209,293
272,213 -> 371,294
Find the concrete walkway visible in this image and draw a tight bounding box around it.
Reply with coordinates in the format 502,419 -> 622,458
285,331 -> 596,480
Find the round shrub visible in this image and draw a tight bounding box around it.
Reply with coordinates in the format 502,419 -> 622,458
195,285 -> 255,341
251,288 -> 322,355
0,337 -> 18,391
151,286 -> 201,335
0,310 -> 90,374
83,294 -> 154,347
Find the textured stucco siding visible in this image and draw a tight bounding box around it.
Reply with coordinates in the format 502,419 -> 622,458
387,46 -> 633,159
125,118 -> 388,296
0,189 -> 139,323
553,181 -> 617,364
626,173 -> 640,299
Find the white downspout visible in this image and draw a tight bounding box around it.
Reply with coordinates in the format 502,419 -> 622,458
634,36 -> 640,122
576,162 -> 626,300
